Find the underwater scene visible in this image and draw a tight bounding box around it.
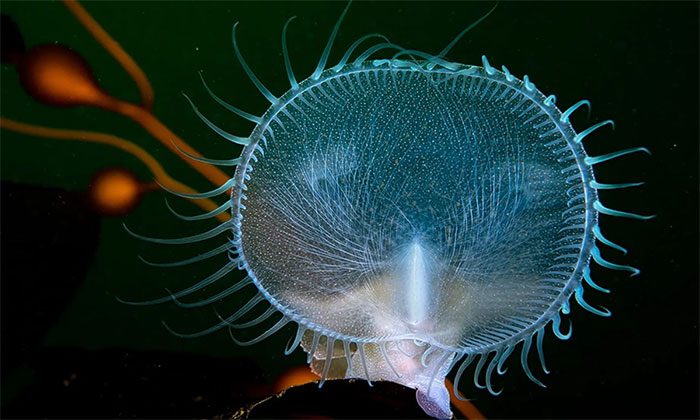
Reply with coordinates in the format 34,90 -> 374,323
1,1 -> 698,419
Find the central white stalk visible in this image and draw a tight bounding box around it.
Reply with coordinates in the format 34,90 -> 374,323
406,240 -> 429,325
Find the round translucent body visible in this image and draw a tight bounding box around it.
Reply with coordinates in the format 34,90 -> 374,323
236,66 -> 585,353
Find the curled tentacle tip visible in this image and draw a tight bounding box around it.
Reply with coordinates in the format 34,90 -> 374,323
227,328 -> 243,345
161,320 -> 183,337
115,294 -> 164,307
453,393 -> 469,402
213,307 -> 227,323
114,296 -> 131,305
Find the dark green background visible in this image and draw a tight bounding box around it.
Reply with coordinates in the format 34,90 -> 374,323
1,1 -> 698,418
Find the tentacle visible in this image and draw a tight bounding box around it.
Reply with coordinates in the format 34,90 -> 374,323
284,324 -> 306,356
198,71 -> 261,123
426,350 -> 452,397
551,312 -> 572,340
444,350 -> 464,374
123,219 -> 231,245
160,177 -> 235,200
231,22 -> 278,104
473,352 -> 488,389
171,275 -> 251,308
420,344 -> 436,367
520,335 -> 546,388
162,318 -> 225,339
391,49 -> 459,70
343,340 -> 353,373
481,55 -> 495,75
168,135 -> 242,167
585,147 -> 651,165
535,327 -> 550,374
544,94 -> 557,106
583,266 -> 610,293
333,33 -> 389,71
501,65 -> 514,82
574,285 -> 611,317
574,120 -> 614,143
452,353 -> 475,401
497,344 -> 514,375
228,305 -> 277,328
353,42 -> 403,66
357,342 -> 373,386
117,262 -> 236,306
427,3 -> 498,70
311,1 -> 352,79
281,16 -> 299,90
229,315 -> 290,346
307,331 -> 321,364
594,200 -> 655,221
484,350 -> 503,395
319,336 -> 336,387
379,342 -> 401,379
590,180 -> 644,190
161,291 -> 260,338
169,137 -> 242,166
593,224 -> 628,254
140,241 -> 230,268
182,93 -> 251,145
591,245 -> 640,276
216,293 -> 265,325
560,99 -> 591,123
562,299 -> 571,314
164,198 -> 232,222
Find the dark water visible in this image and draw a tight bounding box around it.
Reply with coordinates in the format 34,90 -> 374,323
1,1 -> 697,418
